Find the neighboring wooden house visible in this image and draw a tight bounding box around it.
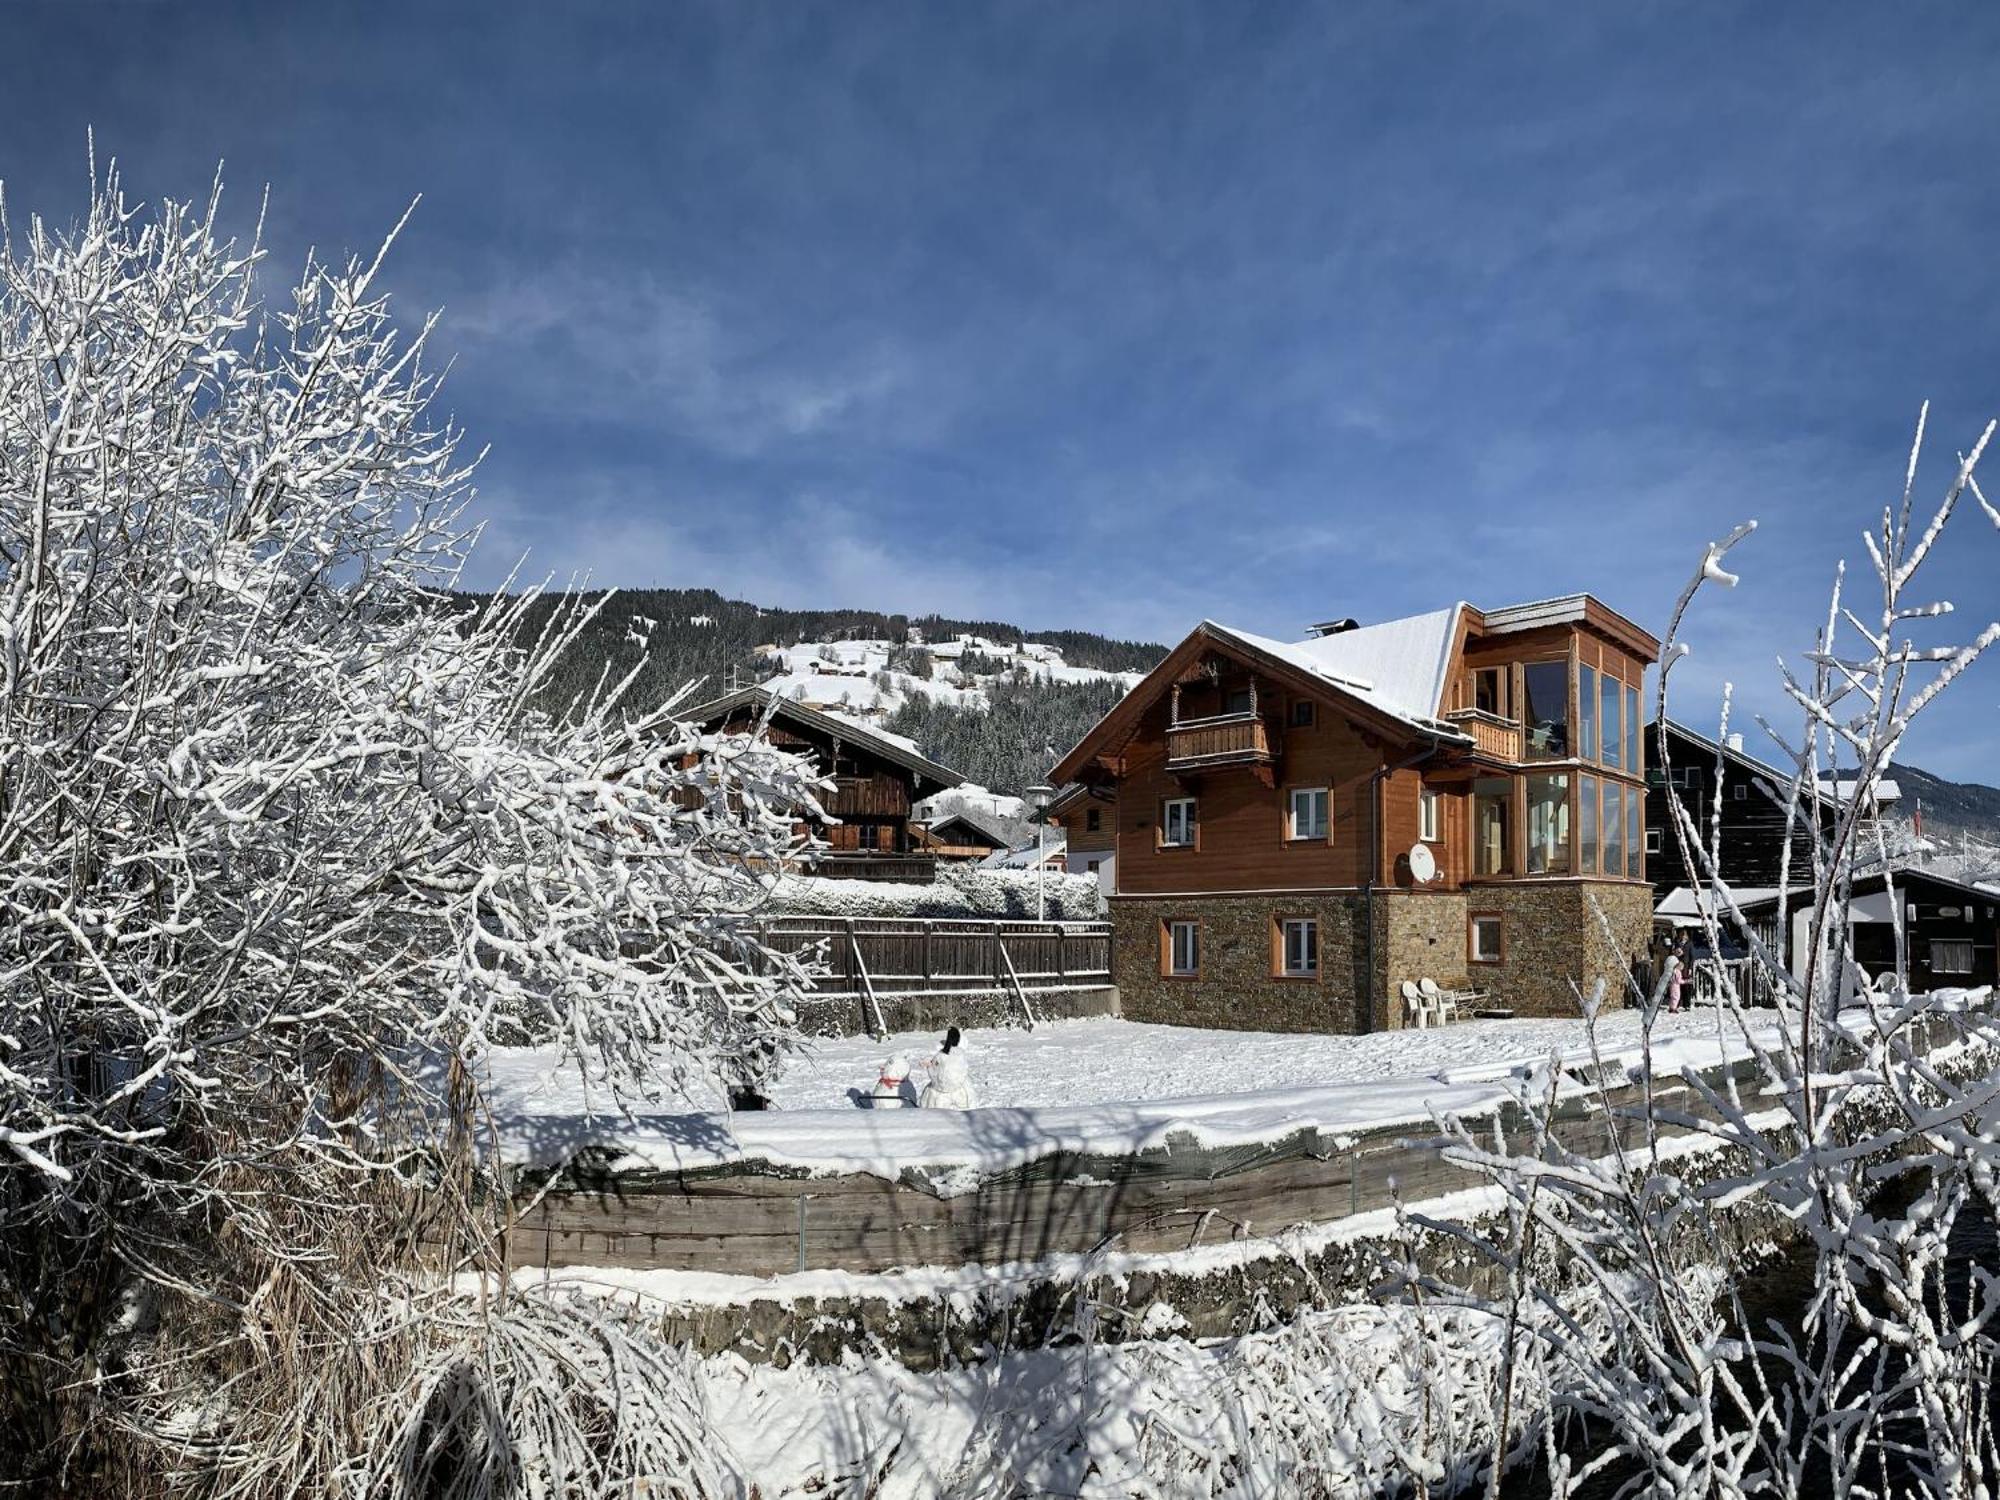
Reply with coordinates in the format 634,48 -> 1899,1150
681,686 -> 963,881
1644,718 -> 1903,903
1049,782 -> 1116,884
916,807 -> 1020,863
1733,866 -> 1998,994
1050,595 -> 1662,1032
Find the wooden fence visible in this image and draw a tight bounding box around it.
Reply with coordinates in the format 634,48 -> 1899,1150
756,916 -> 1112,1030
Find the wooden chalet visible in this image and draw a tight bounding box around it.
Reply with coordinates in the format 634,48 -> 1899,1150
915,807 -> 1021,863
1049,595 -> 1662,1031
681,686 -> 963,882
1732,866 -> 1998,995
1645,718 -> 1902,902
1049,782 -> 1116,882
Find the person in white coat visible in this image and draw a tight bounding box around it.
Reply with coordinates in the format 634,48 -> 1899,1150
918,1027 -> 976,1110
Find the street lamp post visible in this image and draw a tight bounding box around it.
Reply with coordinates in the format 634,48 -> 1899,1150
1027,782 -> 1056,922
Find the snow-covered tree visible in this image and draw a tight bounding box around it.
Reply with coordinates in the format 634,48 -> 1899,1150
1412,409 -> 2000,1498
0,166 -> 821,1494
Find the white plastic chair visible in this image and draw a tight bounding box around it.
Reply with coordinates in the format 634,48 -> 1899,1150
1419,977 -> 1457,1025
1400,979 -> 1430,1029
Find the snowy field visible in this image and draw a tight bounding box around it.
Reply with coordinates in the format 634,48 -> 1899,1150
764,1006 -> 1746,1112
482,1004 -> 1773,1180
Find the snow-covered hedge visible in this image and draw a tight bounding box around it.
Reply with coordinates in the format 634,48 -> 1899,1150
761,865 -> 1104,921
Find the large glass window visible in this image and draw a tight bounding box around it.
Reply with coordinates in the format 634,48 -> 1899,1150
1627,787 -> 1643,878
1578,664 -> 1598,761
1522,662 -> 1569,760
1527,774 -> 1571,874
1626,682 -> 1640,774
1474,666 -> 1510,718
1474,777 -> 1513,876
1603,782 -> 1625,876
1579,774 -> 1599,874
1601,672 -> 1623,770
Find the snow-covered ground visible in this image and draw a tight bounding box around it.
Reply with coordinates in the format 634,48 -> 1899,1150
481,1005 -> 1776,1181
763,1008 -> 1742,1112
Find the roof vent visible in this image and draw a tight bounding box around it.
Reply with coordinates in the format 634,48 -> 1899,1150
1308,618 -> 1361,638
1726,732 -> 1744,752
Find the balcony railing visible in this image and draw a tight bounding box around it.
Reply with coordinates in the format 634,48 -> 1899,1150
1165,712 -> 1273,771
805,851 -> 939,883
1445,707 -> 1522,762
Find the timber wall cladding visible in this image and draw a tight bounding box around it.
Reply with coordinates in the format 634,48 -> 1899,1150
1114,695 -> 1380,896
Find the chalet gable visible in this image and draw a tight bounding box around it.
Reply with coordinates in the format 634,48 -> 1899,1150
1049,621 -> 1466,786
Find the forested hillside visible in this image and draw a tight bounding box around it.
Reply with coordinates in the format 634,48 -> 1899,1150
458,587 -> 1164,794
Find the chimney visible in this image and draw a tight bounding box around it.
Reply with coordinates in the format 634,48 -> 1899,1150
1308,618 -> 1361,638
1726,732 -> 1744,752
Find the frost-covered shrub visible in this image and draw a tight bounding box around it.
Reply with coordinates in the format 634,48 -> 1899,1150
762,864 -> 1103,921
0,167 -> 820,1494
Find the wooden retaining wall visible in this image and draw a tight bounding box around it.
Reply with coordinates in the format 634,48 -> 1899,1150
507,1007 -> 1990,1281
508,1062 -> 1723,1278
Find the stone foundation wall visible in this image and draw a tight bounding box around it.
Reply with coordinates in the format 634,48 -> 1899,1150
1111,894 -> 1365,1033
1112,881 -> 1655,1032
1462,880 -> 1653,1016
1371,890 -> 1470,1030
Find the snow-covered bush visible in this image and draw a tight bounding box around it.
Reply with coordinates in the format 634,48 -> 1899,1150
763,863 -> 1102,921
0,167 -> 820,1494
1413,410 -> 2000,1498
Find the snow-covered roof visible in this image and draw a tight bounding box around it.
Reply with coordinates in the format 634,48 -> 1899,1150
1202,606 -> 1464,729
679,685 -> 964,790
925,806 -> 1023,848
979,835 -> 1067,870
1832,777 -> 1902,807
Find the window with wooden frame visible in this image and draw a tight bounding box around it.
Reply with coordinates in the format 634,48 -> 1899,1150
1288,786 -> 1329,842
1290,698 -> 1315,728
1930,940 -> 1974,976
1469,913 -> 1504,965
1163,919 -> 1200,976
1275,917 -> 1319,978
1085,808 -> 1101,832
1472,666 -> 1510,719
1419,788 -> 1441,843
1160,797 -> 1197,848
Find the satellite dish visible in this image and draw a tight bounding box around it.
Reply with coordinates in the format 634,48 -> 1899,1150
1408,843 -> 1437,884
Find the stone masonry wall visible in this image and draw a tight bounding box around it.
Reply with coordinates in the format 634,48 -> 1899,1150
1464,880 -> 1654,1017
1113,882 -> 1653,1032
1112,894 -> 1365,1033
1371,890 -> 1470,1030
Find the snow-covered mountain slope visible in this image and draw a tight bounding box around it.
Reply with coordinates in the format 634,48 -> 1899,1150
756,633 -> 1144,721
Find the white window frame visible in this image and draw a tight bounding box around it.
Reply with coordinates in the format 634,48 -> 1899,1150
1161,797 -> 1197,848
1288,786 -> 1329,842
1280,917 -> 1318,978
1419,787 -> 1441,843
1167,919 -> 1200,976
1645,828 -> 1663,855
1470,914 -> 1504,964
1930,939 -> 1974,976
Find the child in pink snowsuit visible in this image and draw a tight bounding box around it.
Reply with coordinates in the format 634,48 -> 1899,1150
1665,939 -> 1688,1013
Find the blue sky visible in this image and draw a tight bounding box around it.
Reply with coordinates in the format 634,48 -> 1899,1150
4,2 -> 1999,779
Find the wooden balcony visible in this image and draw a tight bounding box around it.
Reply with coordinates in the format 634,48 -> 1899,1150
1165,712 -> 1274,772
1445,708 -> 1522,762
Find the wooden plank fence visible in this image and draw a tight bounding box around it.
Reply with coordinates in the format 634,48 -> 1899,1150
755,917 -> 1112,1004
